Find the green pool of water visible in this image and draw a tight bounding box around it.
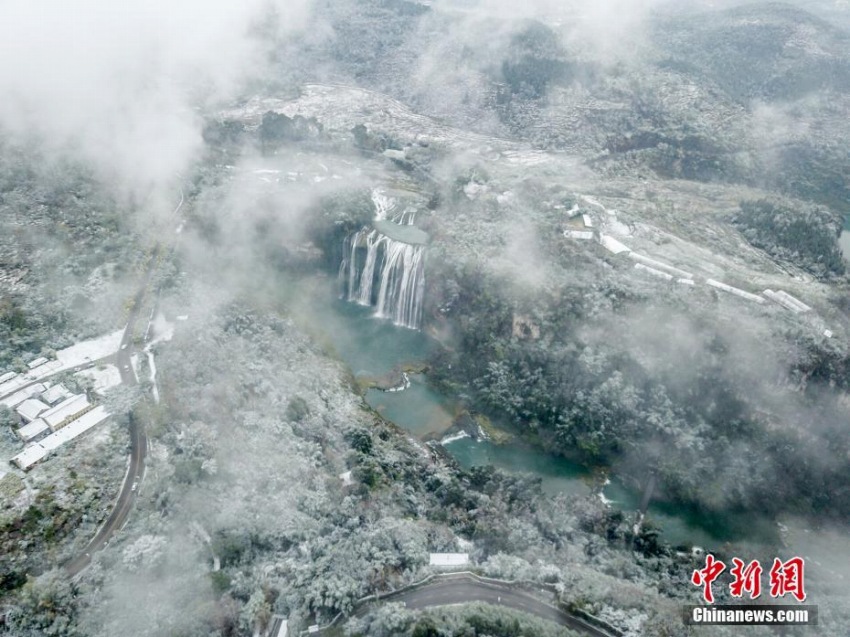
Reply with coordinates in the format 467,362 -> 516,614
366,375 -> 454,437
291,274 -> 776,550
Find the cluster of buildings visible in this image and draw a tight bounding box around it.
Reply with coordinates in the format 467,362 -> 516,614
562,204 -> 831,335
2,375 -> 112,471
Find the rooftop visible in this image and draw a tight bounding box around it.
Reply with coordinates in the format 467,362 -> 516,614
40,406 -> 110,451
16,419 -> 49,443
16,398 -> 50,423
11,406 -> 111,470
1,383 -> 47,409
429,553 -> 469,567
41,394 -> 90,430
27,357 -> 49,370
11,443 -> 48,470
41,384 -> 71,406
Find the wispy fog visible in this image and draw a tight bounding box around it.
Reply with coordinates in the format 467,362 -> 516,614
0,1 -> 312,213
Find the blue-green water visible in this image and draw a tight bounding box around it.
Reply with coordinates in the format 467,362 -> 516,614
446,436 -> 774,549
294,275 -> 774,550
446,436 -> 592,499
366,376 -> 454,437
292,276 -> 454,437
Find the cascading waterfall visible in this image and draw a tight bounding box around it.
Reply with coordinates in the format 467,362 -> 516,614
340,190 -> 426,330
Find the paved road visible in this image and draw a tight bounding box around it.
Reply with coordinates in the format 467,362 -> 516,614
63,248 -> 158,576
370,574 -> 617,637
64,187 -> 184,575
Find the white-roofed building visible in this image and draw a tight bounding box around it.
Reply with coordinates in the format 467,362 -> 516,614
1,383 -> 47,409
429,553 -> 469,568
11,406 -> 111,470
0,371 -> 17,384
39,406 -> 109,451
599,234 -> 631,255
41,394 -> 90,431
16,418 -> 49,443
707,279 -> 765,304
268,616 -> 289,637
16,398 -> 50,423
27,357 -> 49,370
40,384 -> 72,406
11,443 -> 49,470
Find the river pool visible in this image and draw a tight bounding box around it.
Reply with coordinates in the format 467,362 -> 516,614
290,274 -> 776,550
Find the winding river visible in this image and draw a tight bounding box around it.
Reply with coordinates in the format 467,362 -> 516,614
289,274 -> 777,551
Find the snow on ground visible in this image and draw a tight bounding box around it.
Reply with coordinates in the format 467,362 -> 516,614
55,329 -> 124,370
221,84 -> 549,163
339,470 -> 353,486
75,364 -> 122,396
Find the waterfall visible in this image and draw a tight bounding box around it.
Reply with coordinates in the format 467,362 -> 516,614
340,190 -> 426,329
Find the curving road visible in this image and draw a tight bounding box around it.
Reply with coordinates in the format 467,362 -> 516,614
63,248 -> 157,576
359,574 -> 619,637
64,189 -> 185,575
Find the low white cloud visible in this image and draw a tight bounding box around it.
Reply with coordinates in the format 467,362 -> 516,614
0,0 -> 313,208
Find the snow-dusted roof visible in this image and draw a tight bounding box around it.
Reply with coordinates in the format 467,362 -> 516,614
706,279 -> 765,304
41,394 -> 90,430
1,383 -> 47,409
634,263 -> 673,281
27,357 -> 49,370
599,234 -> 631,255
429,553 -> 469,567
271,617 -> 289,637
40,406 -> 109,451
0,372 -> 17,384
11,443 -> 48,470
628,252 -> 693,279
10,406 -> 110,470
16,398 -> 50,423
16,419 -> 49,443
40,384 -> 71,406
763,289 -> 811,313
